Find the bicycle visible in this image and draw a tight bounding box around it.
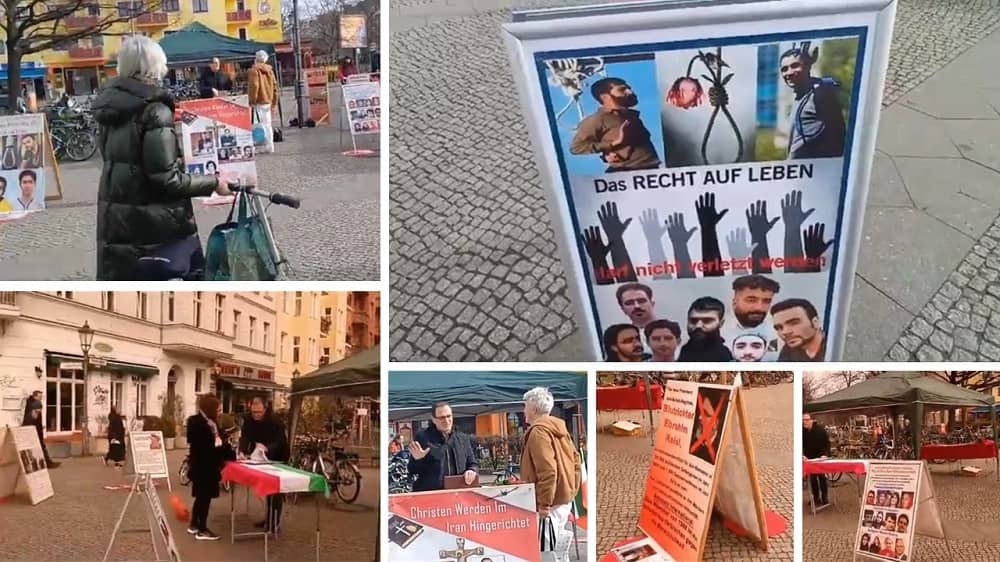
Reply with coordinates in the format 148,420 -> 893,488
50,121 -> 97,162
291,434 -> 362,504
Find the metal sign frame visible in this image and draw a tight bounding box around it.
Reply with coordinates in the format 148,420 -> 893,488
502,0 -> 897,361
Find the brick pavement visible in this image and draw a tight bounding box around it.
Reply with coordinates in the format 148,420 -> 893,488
596,383 -> 793,561
0,87 -> 379,281
803,461 -> 1000,560
0,449 -> 378,562
389,0 -> 1000,361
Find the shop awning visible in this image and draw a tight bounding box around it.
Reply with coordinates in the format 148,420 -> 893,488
215,375 -> 288,392
45,351 -> 159,378
0,63 -> 47,81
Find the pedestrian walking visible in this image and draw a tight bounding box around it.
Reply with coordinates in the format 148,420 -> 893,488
186,394 -> 231,541
91,36 -> 231,281
104,405 -> 126,468
21,391 -> 60,469
247,50 -> 278,154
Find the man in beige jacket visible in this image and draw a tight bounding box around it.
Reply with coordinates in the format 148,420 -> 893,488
248,50 -> 279,153
520,387 -> 582,551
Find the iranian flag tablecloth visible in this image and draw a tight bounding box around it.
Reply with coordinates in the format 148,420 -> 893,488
222,462 -> 330,498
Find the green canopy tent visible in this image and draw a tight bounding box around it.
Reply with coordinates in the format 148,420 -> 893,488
158,22 -> 275,66
804,372 -> 998,472
287,345 -> 380,444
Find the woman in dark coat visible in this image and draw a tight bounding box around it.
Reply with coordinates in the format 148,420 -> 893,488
186,394 -> 229,541
104,406 -> 126,467
91,35 -> 230,281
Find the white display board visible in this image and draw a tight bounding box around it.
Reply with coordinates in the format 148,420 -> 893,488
503,0 -> 898,361
342,76 -> 381,137
854,460 -> 945,561
129,430 -> 169,480
0,425 -> 54,504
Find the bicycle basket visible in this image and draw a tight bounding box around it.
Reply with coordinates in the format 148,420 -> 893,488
203,192 -> 279,281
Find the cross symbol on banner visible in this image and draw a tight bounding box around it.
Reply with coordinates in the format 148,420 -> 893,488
392,519 -> 415,538
439,538 -> 484,562
689,394 -> 723,463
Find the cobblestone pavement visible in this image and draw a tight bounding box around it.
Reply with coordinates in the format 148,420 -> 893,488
389,0 -> 1000,361
597,383 -> 793,561
803,461 -> 1000,561
0,88 -> 379,281
0,449 -> 379,562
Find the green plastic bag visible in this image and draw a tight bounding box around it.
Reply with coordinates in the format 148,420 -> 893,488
204,193 -> 278,281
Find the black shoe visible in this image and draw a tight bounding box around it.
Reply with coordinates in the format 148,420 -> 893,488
187,526 -> 199,535
47,461 -> 60,468
195,529 -> 220,541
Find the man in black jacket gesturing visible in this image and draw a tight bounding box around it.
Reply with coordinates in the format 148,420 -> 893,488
802,413 -> 831,507
199,57 -> 232,99
239,397 -> 289,532
408,402 -> 478,491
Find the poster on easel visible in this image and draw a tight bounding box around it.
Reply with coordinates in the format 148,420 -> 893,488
387,484 -> 541,561
104,473 -> 181,562
610,379 -> 768,562
853,460 -> 945,562
175,95 -> 257,206
306,68 -> 331,125
342,75 -> 381,138
128,430 -> 169,481
0,425 -> 54,504
0,113 -> 64,222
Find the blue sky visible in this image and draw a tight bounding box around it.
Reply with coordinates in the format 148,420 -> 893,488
544,56 -> 665,177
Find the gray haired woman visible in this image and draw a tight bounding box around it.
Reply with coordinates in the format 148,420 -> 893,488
92,35 -> 231,280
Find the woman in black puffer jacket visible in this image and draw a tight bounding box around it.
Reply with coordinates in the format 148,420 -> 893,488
92,35 -> 230,280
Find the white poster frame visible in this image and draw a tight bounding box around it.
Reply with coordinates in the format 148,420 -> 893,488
502,0 -> 897,361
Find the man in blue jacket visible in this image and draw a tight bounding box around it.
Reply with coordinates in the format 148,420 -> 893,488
408,402 -> 478,492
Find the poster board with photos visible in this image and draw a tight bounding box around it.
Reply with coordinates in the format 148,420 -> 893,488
0,114 -> 63,218
176,95 -> 257,203
634,380 -> 767,561
854,460 -> 945,561
387,484 -> 541,562
342,75 -> 381,136
502,0 -> 898,362
128,431 -> 169,480
0,425 -> 54,504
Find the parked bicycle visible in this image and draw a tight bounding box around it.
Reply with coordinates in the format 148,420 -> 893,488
291,434 -> 362,504
388,450 -> 415,494
50,121 -> 97,162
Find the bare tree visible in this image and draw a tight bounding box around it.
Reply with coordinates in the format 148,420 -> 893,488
1,1 -> 164,111
929,371 -> 999,393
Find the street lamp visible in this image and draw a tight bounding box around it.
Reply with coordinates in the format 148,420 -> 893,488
78,321 -> 94,457
291,0 -> 306,127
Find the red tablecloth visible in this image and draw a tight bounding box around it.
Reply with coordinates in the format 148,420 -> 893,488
803,459 -> 867,477
597,384 -> 663,411
919,440 -> 997,461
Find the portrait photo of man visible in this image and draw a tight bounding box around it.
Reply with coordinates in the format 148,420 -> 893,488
732,333 -> 767,362
569,77 -> 661,173
16,170 -> 42,211
603,323 -> 647,362
644,318 -> 680,362
780,41 -> 847,159
772,298 -> 826,361
678,297 -> 733,362
722,274 -> 781,361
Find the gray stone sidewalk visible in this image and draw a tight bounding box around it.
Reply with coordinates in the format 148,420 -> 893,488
389,0 -> 1000,361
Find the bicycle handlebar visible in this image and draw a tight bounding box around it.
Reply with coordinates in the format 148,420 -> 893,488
227,183 -> 302,209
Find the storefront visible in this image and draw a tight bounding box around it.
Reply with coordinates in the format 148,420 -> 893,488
212,361 -> 287,418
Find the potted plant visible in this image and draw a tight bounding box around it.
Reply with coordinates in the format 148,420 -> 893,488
161,415 -> 177,450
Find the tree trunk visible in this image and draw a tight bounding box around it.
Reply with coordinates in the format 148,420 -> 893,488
7,48 -> 21,115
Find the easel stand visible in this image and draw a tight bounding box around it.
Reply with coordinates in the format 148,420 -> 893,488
103,473 -> 171,562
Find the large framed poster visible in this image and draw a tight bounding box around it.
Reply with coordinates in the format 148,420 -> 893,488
503,0 -> 897,361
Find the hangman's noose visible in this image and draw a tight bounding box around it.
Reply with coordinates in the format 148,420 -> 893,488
686,47 -> 744,165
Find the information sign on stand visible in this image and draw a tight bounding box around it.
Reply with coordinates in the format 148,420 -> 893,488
128,430 -> 171,490
853,460 -> 947,562
341,73 -> 381,156
0,425 -> 54,505
503,0 -> 898,361
387,483 -> 541,561
610,379 -> 769,562
0,113 -> 64,222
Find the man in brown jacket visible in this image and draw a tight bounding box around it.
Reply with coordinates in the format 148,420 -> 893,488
520,387 -> 582,544
248,50 -> 279,153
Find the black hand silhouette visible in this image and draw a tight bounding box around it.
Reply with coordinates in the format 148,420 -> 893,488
666,212 -> 696,279
598,201 -> 632,244
581,225 -> 615,285
781,190 -> 814,272
745,200 -> 778,273
695,192 -> 728,229
640,209 -> 672,280
803,222 -> 834,273
696,193 -> 726,277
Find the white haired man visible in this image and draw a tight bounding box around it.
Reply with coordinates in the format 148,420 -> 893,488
520,387 -> 582,548
248,50 -> 278,153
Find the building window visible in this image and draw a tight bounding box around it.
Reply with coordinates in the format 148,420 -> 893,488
263,322 -> 271,351
280,332 -> 288,362
292,336 -> 300,364
87,3 -> 101,16
110,380 -> 124,412
233,310 -> 241,341
238,28 -> 247,40
102,292 -> 115,312
295,292 -> 303,316
194,292 -> 202,327
192,0 -> 208,13
249,316 -> 257,348
117,1 -> 142,18
163,0 -> 179,10
307,338 -> 314,365
216,295 -> 225,333
56,291 -> 74,300
167,292 -> 175,321
137,292 -> 148,320
46,368 -> 84,433
322,347 -> 330,365
136,381 -> 148,418
195,369 -> 203,394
